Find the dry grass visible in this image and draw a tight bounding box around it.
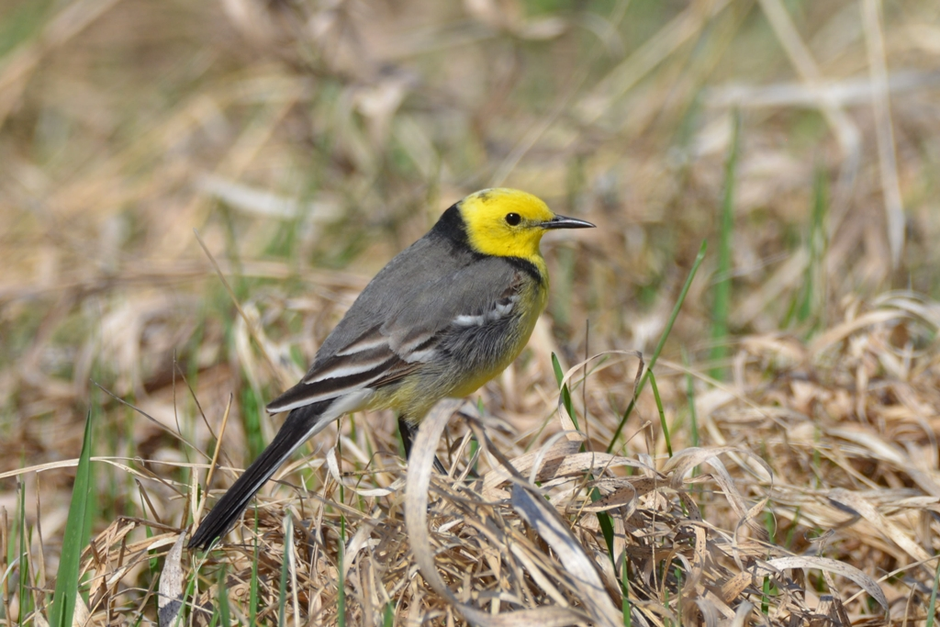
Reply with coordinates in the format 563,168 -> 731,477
2,0 -> 940,624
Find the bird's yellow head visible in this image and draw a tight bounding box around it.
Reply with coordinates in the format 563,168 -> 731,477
457,188 -> 594,262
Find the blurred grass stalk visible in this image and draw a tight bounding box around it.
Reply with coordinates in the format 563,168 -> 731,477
709,110 -> 740,382
797,165 -> 828,332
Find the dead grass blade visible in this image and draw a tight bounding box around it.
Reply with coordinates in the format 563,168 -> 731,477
764,556 -> 888,614
157,534 -> 185,627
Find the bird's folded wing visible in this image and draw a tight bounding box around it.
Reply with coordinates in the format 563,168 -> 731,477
266,258 -> 522,414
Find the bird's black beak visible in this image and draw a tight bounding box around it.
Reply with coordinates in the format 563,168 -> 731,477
541,214 -> 595,230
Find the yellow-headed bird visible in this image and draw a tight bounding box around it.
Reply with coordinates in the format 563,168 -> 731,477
189,188 -> 593,549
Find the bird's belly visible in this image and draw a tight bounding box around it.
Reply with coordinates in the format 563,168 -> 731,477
446,324 -> 530,397
437,306 -> 543,399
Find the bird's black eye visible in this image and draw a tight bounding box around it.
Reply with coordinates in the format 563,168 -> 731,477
505,212 -> 521,226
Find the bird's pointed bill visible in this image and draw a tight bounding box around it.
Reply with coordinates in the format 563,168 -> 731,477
542,215 -> 595,230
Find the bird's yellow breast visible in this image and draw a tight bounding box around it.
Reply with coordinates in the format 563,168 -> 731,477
447,275 -> 547,398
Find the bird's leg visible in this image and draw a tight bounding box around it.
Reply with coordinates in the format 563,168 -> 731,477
398,415 -> 448,474
397,415 -> 415,458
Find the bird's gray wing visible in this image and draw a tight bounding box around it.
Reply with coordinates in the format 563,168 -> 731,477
266,256 -> 524,413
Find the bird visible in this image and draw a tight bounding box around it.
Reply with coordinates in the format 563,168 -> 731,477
188,188 -> 594,549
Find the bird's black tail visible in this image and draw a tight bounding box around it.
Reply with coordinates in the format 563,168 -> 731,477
188,400 -> 333,550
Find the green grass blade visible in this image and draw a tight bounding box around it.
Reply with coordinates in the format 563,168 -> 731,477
551,352 -> 578,430
621,556 -> 631,626
178,566 -> 197,627
49,410 -> 95,627
927,556 -> 940,627
17,479 -> 31,625
649,372 -> 671,457
796,164 -> 828,330
608,240 -> 708,453
217,564 -> 230,627
241,387 -> 265,463
762,575 -> 771,615
710,110 -> 741,381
